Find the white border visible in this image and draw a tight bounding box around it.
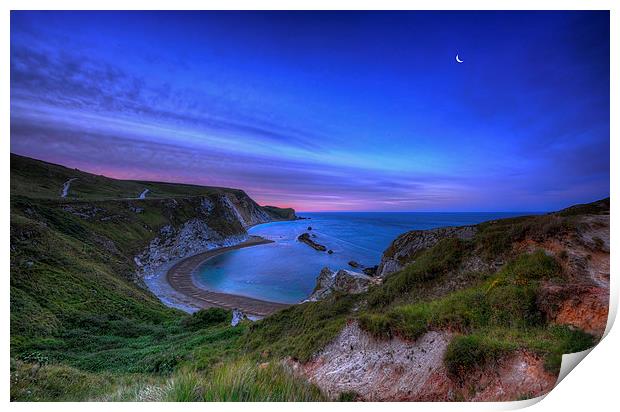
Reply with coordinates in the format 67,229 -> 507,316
2,2 -> 617,412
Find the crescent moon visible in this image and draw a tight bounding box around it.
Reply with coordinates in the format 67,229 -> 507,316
456,54 -> 463,63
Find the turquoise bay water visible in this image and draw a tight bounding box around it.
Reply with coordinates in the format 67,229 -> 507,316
193,212 -> 537,304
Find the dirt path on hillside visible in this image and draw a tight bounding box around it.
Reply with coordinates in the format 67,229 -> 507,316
165,236 -> 291,316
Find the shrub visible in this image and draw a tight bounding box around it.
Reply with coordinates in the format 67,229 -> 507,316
444,335 -> 508,378
181,308 -> 231,330
358,313 -> 393,339
500,249 -> 561,282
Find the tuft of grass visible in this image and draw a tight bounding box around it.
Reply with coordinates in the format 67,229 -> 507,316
500,249 -> 561,281
444,334 -> 510,378
164,360 -> 325,401
165,369 -> 204,401
542,326 -> 596,373
443,325 -> 596,378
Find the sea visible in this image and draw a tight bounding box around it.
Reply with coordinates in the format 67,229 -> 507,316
193,212 -> 537,304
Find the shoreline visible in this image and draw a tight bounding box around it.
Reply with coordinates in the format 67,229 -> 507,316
163,235 -> 292,317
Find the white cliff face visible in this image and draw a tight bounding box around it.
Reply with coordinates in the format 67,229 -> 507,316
135,219 -> 247,279
289,323 -> 453,401
221,193 -> 271,228
134,193 -> 292,281
134,194 -> 247,279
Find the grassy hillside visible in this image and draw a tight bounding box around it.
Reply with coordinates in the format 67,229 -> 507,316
10,154 -> 608,401
10,155 -> 308,401
11,153 -> 245,200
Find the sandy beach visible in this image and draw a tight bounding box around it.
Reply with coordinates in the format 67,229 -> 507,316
164,236 -> 291,317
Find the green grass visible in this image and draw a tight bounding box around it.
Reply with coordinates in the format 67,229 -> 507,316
11,153 -> 241,200
244,293 -> 357,362
359,250 -> 595,374
360,250 -> 559,339
10,359 -> 165,401
444,334 -> 511,378
473,214 -> 577,260
164,360 -> 325,401
367,237 -> 468,308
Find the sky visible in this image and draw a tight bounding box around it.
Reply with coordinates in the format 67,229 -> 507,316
10,11 -> 610,212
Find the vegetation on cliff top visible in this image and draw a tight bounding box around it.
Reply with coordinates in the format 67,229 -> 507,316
359,250 -> 595,375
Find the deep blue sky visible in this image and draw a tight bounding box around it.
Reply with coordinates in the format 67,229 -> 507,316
10,11 -> 609,211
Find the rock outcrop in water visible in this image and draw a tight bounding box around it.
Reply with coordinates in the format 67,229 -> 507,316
298,232 -> 327,251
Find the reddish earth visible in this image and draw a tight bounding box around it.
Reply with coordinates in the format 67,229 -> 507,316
521,215 -> 610,337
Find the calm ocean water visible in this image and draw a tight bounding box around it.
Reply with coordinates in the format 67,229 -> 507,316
193,212 -> 537,304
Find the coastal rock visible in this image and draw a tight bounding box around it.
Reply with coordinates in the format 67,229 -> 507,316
298,232 -> 327,251
348,260 -> 362,268
306,267 -> 375,301
307,226 -> 312,230
231,309 -> 248,326
377,226 -> 477,277
363,265 -> 378,276
327,249 -> 334,254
